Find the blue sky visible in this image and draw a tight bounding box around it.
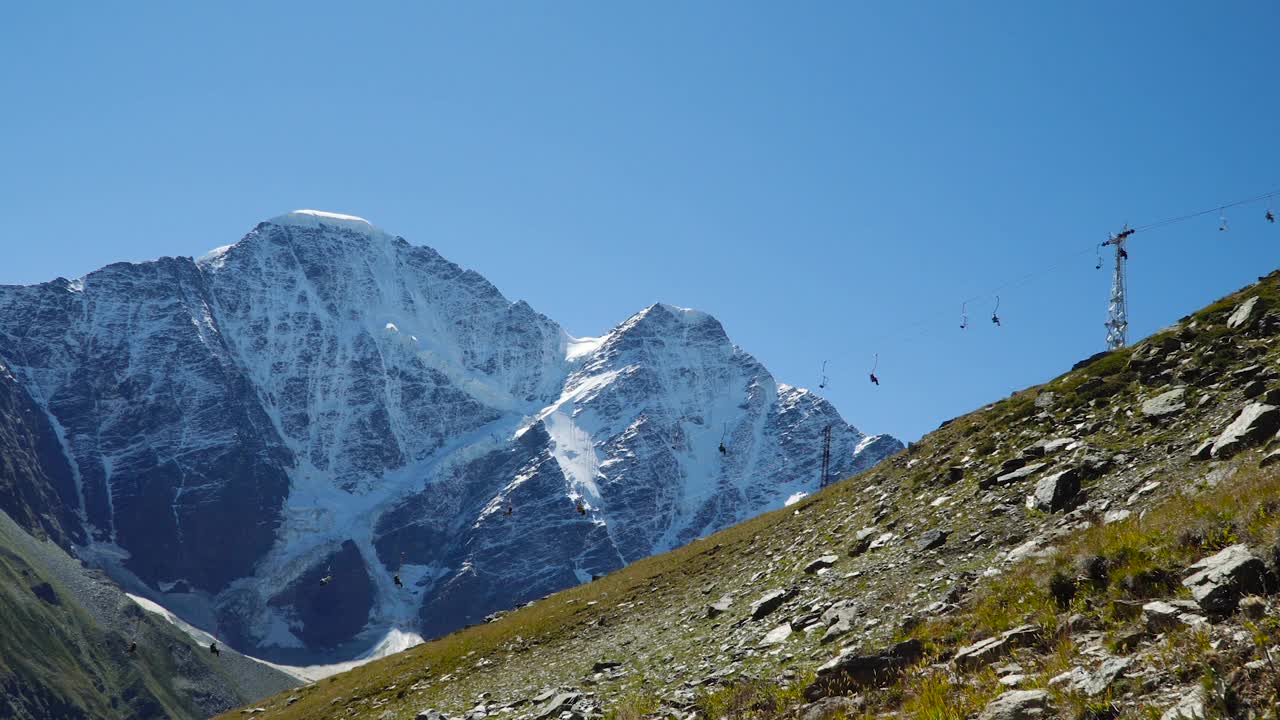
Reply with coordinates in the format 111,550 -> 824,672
2,3 -> 1278,442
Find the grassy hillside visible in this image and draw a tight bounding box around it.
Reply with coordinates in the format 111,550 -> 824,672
223,270 -> 1280,720
0,511 -> 298,719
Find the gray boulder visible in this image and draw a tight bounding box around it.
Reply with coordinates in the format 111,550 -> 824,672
848,527 -> 879,556
1142,388 -> 1187,419
707,595 -> 733,618
915,529 -> 948,552
1261,448 -> 1280,467
535,692 -> 581,720
804,639 -> 923,699
981,463 -> 1047,490
804,555 -> 838,573
1160,689 -> 1205,720
749,588 -> 795,620
1142,600 -> 1204,632
819,604 -> 858,644
759,623 -> 792,647
798,696 -> 865,720
977,690 -> 1052,720
1041,437 -> 1075,455
1029,469 -> 1080,513
1227,296 -> 1259,330
1210,403 -> 1280,458
955,625 -> 1041,669
1079,656 -> 1131,697
1182,544 -> 1268,615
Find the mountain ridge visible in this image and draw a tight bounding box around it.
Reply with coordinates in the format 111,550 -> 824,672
0,210 -> 901,668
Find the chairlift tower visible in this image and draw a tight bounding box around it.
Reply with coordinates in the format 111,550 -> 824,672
819,424 -> 833,489
1103,226 -> 1132,350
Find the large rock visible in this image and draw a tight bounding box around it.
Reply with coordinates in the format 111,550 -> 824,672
1028,469 -> 1080,513
804,639 -> 923,699
1210,403 -> 1280,458
1227,296 -> 1260,330
981,463 -> 1047,490
819,603 -> 858,644
759,623 -> 792,647
534,692 -> 581,720
1160,689 -> 1205,720
848,527 -> 879,556
750,588 -> 796,620
977,690 -> 1052,720
798,696 -> 865,720
1142,388 -> 1187,419
1182,544 -> 1268,615
804,555 -> 838,574
915,529 -> 948,552
1078,657 -> 1131,697
955,625 -> 1041,669
706,595 -> 733,618
1143,600 -> 1204,633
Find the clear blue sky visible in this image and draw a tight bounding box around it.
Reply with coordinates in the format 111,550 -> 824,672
3,3 -> 1278,442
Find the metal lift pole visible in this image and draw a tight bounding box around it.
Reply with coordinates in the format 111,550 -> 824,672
1103,227 -> 1132,350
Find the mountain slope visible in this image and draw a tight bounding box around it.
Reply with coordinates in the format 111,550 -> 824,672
0,209 -> 901,663
222,269 -> 1280,720
0,509 -> 298,720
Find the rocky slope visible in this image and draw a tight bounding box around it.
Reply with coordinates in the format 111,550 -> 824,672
0,508 -> 298,720
0,209 -> 900,663
221,270 -> 1280,720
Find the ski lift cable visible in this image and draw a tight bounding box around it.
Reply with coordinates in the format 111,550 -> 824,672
867,184 -> 1278,351
818,184 -> 1279,387
1130,188 -> 1280,234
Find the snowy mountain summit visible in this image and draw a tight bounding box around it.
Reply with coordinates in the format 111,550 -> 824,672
0,211 -> 901,662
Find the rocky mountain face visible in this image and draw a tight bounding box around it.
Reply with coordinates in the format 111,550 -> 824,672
219,270 -> 1280,720
0,358 -> 83,549
0,210 -> 900,661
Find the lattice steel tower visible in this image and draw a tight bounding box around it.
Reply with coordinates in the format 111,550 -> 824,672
819,424 -> 832,489
1103,226 -> 1133,350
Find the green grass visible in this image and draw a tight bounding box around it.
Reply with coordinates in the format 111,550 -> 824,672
0,526 -> 196,719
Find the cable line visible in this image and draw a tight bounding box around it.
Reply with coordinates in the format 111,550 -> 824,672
820,184 -> 1278,390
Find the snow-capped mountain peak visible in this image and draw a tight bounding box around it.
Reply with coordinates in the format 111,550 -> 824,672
271,208 -> 380,233
0,212 -> 902,663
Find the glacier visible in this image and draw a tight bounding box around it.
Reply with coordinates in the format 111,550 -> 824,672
0,210 -> 902,666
